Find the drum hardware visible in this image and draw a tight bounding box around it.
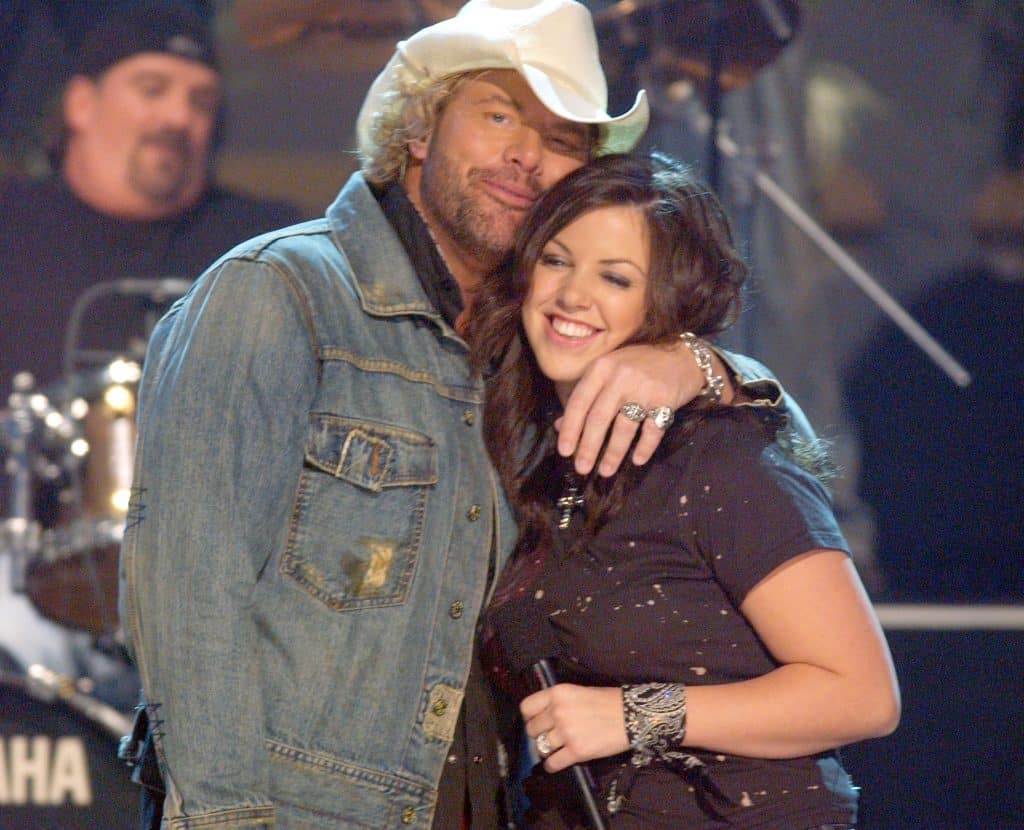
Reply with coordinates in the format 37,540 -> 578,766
3,360 -> 141,636
31,359 -> 140,635
594,0 -> 801,93
20,663 -> 132,739
593,0 -> 801,190
0,518 -> 39,594
2,277 -> 160,651
2,373 -> 82,595
25,276 -> 175,636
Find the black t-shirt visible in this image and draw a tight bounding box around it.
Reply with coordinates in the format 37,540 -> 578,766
0,174 -> 300,529
0,174 -> 301,393
483,411 -> 858,829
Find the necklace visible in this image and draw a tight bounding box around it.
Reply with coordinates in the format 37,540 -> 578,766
556,470 -> 584,530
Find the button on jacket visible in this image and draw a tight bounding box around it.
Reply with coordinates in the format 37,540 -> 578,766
119,173 -> 517,829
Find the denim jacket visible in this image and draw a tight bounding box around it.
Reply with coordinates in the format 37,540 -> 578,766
119,173 -> 518,829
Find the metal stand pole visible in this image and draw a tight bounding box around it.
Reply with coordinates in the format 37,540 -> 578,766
2,377 -> 42,593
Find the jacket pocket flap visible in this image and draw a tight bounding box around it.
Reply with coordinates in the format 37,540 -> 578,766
305,413 -> 437,492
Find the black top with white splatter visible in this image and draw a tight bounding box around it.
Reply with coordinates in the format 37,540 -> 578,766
484,412 -> 860,829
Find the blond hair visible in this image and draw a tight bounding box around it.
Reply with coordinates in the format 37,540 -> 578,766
359,69 -> 600,185
360,71 -> 475,185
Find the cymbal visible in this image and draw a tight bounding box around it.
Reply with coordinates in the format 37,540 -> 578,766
595,0 -> 802,91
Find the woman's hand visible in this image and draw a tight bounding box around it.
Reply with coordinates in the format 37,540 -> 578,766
520,683 -> 630,772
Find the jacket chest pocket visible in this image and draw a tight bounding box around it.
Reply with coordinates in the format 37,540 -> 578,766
281,412 -> 438,610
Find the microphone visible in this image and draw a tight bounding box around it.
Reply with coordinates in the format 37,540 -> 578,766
113,278 -> 193,299
492,599 -> 608,830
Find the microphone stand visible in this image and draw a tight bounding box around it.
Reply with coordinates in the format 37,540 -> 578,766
62,277 -> 191,377
595,0 -> 969,386
704,0 -> 726,191
715,125 -> 972,387
647,78 -> 972,388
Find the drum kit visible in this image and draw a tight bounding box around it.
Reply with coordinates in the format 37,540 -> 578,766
3,359 -> 140,634
0,287 -> 166,825
0,666 -> 139,827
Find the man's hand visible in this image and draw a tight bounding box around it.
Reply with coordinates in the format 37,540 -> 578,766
558,340 -> 731,476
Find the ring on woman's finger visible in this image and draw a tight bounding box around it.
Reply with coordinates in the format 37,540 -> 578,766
647,406 -> 675,430
535,731 -> 553,759
620,401 -> 647,422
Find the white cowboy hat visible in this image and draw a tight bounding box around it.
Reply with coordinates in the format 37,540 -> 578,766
356,0 -> 649,159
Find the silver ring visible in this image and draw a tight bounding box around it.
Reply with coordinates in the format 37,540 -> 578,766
647,406 -> 675,430
535,731 -> 553,759
620,402 -> 647,422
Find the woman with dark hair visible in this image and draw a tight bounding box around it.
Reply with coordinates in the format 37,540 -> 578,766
470,153 -> 899,829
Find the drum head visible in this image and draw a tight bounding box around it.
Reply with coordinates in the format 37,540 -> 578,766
0,672 -> 138,828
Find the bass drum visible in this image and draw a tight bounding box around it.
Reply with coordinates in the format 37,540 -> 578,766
0,670 -> 138,828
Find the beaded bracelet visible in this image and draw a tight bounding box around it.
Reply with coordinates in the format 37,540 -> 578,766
680,332 -> 725,402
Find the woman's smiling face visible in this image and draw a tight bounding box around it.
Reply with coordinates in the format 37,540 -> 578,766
521,205 -> 650,403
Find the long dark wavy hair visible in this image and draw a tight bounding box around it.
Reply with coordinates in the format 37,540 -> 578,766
468,152 -> 752,564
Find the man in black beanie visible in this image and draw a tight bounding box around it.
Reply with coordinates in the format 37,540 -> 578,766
0,0 -> 300,393
57,0 -> 222,219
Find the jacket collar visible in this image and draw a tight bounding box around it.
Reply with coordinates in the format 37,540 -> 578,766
325,172 -> 449,324
375,180 -> 464,330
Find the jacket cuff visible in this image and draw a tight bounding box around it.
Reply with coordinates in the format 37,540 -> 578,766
710,346 -> 785,408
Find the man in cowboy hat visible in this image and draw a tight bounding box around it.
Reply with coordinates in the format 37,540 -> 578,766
120,1 -> 799,827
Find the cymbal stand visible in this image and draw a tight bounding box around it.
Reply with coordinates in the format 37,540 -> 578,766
2,377 -> 42,593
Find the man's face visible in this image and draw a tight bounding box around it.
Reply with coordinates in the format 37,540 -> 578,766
409,70 -> 593,275
66,52 -> 221,217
